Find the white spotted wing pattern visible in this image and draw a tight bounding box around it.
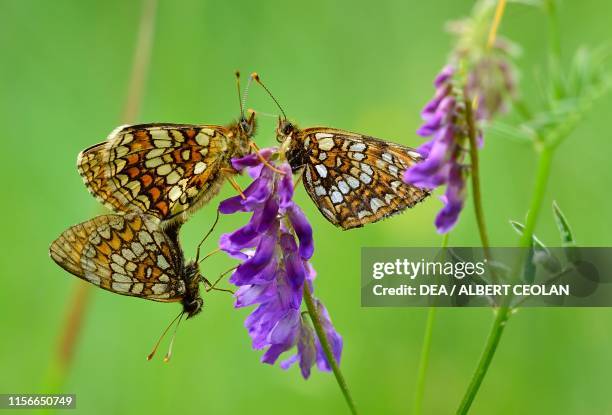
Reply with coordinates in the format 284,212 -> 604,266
49,212 -> 203,316
78,120 -> 253,225
279,123 -> 430,229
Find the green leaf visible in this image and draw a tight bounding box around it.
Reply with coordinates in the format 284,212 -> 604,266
566,46 -> 612,99
488,121 -> 534,143
529,46 -> 611,148
510,220 -> 546,248
552,201 -> 580,263
552,201 -> 575,246
510,220 -> 561,274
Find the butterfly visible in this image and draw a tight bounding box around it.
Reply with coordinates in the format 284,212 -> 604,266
77,73 -> 257,225
276,121 -> 430,229
49,212 -> 203,317
249,73 -> 430,230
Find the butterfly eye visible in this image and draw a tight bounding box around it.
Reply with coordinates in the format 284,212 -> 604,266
282,123 -> 294,135
240,119 -> 250,133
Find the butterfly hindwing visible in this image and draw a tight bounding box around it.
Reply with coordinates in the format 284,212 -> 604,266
49,212 -> 186,301
291,128 -> 429,229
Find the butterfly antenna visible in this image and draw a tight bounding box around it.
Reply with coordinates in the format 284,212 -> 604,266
147,311 -> 183,361
242,74 -> 254,117
235,70 -> 244,119
163,312 -> 185,363
251,72 -> 287,120
248,110 -> 279,118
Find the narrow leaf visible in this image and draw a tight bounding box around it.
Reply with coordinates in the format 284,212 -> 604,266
552,200 -> 580,263
488,122 -> 534,143
510,220 -> 561,273
510,220 -> 546,248
552,200 -> 575,246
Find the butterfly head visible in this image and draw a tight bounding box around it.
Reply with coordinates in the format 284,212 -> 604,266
233,71 -> 257,156
276,118 -> 296,143
231,109 -> 257,158
182,296 -> 203,318
238,108 -> 257,138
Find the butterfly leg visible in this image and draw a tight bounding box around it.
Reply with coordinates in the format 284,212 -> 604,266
197,248 -> 220,265
249,142 -> 285,174
293,167 -> 303,188
195,209 -> 221,263
203,265 -> 238,294
223,173 -> 246,200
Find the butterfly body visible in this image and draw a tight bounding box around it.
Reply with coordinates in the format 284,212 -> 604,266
49,212 -> 203,317
78,116 -> 255,225
278,121 -> 430,229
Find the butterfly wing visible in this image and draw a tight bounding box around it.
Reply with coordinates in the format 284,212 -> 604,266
49,212 -> 186,301
77,123 -> 235,223
290,127 -> 430,229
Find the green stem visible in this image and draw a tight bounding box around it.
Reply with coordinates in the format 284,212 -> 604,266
456,301 -> 512,415
303,283 -> 358,415
544,0 -> 564,101
455,2 -> 560,412
545,0 -> 562,65
465,97 -> 492,261
413,307 -> 437,415
518,146 -> 553,247
413,234 -> 449,415
456,147 -> 553,414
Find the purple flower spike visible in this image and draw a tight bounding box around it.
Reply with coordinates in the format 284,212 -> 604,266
406,4 -> 517,234
218,148 -> 342,379
404,65 -> 471,233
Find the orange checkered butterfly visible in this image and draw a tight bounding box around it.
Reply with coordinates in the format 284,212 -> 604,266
253,74 -> 430,230
78,73 -> 257,225
49,212 -> 202,311
49,212 -> 221,360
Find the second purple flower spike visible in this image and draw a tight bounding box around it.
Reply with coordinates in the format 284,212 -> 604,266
404,65 -> 470,233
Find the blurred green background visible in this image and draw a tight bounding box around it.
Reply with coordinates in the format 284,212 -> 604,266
1,1 -> 611,414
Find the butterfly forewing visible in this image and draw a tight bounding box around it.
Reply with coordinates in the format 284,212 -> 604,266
49,212 -> 186,301
288,127 -> 429,229
78,123 -> 246,223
